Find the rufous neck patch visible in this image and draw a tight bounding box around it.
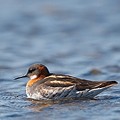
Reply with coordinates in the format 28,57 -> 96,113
26,75 -> 45,87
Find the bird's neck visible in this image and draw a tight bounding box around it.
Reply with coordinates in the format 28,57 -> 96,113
27,75 -> 45,87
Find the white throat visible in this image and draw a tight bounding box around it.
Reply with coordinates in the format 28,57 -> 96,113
30,75 -> 37,80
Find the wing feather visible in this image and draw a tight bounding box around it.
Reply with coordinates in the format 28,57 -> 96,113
43,74 -> 101,90
41,74 -> 117,91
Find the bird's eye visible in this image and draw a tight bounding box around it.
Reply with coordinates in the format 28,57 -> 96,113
28,68 -> 36,73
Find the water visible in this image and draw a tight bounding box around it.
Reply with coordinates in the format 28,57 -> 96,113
0,0 -> 120,120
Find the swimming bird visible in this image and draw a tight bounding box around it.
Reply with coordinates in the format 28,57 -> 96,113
15,64 -> 118,100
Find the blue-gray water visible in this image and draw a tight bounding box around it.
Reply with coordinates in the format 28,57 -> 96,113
0,0 -> 120,120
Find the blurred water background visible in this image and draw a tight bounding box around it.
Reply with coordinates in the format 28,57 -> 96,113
0,0 -> 120,120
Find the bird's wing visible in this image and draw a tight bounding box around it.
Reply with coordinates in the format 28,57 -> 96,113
42,74 -> 111,90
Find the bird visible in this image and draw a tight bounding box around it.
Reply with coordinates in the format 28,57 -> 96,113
15,64 -> 118,100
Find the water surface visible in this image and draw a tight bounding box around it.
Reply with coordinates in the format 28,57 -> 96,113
0,0 -> 120,120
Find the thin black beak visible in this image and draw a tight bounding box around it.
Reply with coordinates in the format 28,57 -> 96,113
14,75 -> 27,80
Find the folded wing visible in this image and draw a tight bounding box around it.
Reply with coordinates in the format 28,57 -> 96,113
43,74 -> 118,90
